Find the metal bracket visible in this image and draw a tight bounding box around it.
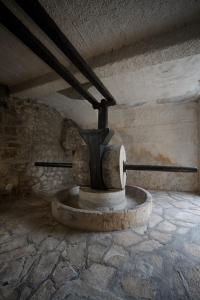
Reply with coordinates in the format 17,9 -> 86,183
80,128 -> 113,189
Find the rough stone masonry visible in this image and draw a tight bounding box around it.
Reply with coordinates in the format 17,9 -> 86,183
0,97 -> 76,195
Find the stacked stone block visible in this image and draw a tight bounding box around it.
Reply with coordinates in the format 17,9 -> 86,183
0,97 -> 75,195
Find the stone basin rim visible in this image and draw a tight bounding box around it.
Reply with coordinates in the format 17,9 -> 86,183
53,185 -> 152,214
52,185 -> 152,231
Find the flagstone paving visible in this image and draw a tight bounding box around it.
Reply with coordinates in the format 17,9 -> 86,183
0,191 -> 200,299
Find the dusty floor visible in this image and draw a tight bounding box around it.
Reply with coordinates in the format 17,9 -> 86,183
0,191 -> 200,300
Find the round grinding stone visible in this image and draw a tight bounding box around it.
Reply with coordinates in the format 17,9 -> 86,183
73,145 -> 90,186
102,144 -> 127,190
79,187 -> 126,211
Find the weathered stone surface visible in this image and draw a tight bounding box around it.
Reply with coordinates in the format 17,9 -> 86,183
133,225 -> 148,235
53,280 -> 122,300
176,227 -> 190,235
88,244 -> 108,264
183,243 -> 200,257
0,258 -> 24,284
165,209 -> 200,223
0,236 -> 27,254
28,227 -> 50,245
113,231 -> 143,247
29,252 -> 59,288
81,263 -> 115,289
0,285 -> 18,300
121,276 -> 156,299
175,263 -> 200,300
52,261 -> 77,287
132,240 -> 162,252
52,185 -> 152,231
62,241 -> 86,269
152,205 -> 163,215
20,256 -> 38,281
19,286 -> 32,300
1,191 -> 200,299
61,119 -> 84,154
172,201 -> 198,209
88,233 -> 112,246
39,237 -> 60,253
148,213 -> 163,228
102,144 -> 127,189
148,254 -> 163,270
150,230 -> 172,243
0,98 -> 71,195
30,279 -> 56,300
79,187 -> 126,211
72,145 -> 90,186
0,244 -> 36,263
157,220 -> 176,233
103,245 -> 128,267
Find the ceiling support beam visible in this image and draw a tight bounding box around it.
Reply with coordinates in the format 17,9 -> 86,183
16,0 -> 116,107
0,1 -> 101,109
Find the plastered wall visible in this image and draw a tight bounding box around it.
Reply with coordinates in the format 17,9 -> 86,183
109,101 -> 199,192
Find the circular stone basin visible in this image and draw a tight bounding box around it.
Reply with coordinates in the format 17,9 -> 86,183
79,187 -> 127,211
52,186 -> 152,232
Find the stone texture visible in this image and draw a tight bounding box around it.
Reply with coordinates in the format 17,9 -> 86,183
132,240 -> 163,252
52,261 -> 77,287
30,279 -> 56,300
0,259 -> 24,284
157,220 -> 177,233
148,213 -> 163,228
81,263 -> 115,289
62,241 -> 86,269
88,244 -> 108,264
102,144 -> 127,189
103,245 -> 128,267
0,97 -> 73,195
29,252 -> 59,288
52,280 -> 122,300
113,231 -> 144,247
121,276 -> 156,299
150,230 -> 172,244
19,286 -> 32,300
52,185 -> 152,231
0,191 -> 200,299
183,243 -> 200,258
0,244 -> 36,263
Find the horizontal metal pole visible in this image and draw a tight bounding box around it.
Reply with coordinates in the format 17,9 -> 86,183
124,164 -> 198,173
35,162 -> 198,173
0,1 -> 100,109
35,162 -> 72,168
16,0 -> 116,107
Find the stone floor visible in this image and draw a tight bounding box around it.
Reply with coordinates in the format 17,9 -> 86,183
0,191 -> 200,300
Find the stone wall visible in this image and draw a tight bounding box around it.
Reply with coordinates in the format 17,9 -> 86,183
0,97 -> 198,193
0,97 -> 73,195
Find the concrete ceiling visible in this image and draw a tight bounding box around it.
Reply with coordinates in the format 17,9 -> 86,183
0,0 -> 200,126
40,0 -> 200,58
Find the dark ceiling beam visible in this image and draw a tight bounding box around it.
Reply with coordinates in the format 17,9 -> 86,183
0,1 -> 101,109
15,0 -> 116,107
